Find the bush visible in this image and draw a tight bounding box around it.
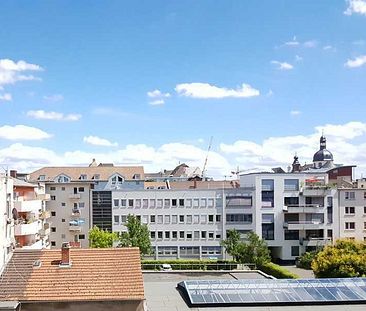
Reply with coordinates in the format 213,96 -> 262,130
312,239 -> 366,278
259,262 -> 299,279
296,251 -> 318,270
141,259 -> 237,271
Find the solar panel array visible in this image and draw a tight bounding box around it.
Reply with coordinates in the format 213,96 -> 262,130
178,278 -> 366,306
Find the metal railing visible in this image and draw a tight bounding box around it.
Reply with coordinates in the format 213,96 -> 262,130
141,262 -> 255,271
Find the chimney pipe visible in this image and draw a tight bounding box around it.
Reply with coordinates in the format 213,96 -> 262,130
10,170 -> 17,178
60,242 -> 71,267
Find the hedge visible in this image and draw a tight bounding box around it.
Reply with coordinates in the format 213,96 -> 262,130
259,262 -> 299,279
141,259 -> 237,271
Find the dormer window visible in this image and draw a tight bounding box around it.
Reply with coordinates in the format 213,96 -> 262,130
80,174 -> 87,180
111,174 -> 124,186
92,174 -> 100,180
55,174 -> 71,183
38,175 -> 46,181
133,174 -> 141,180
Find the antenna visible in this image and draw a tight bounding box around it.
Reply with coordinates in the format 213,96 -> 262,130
201,136 -> 213,179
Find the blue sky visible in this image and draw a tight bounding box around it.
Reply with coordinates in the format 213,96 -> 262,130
1,0 -> 366,177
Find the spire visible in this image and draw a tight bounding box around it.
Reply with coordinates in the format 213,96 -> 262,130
291,153 -> 301,173
320,135 -> 326,150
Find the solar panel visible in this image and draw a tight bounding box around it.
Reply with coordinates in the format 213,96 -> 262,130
177,278 -> 366,307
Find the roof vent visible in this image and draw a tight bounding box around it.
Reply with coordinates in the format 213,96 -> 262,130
33,259 -> 42,269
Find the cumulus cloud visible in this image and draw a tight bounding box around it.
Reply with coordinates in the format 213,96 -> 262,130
344,0 -> 366,15
344,55 -> 366,68
0,93 -> 12,101
0,125 -> 52,140
281,37 -> 318,48
0,59 -> 43,87
147,89 -> 170,105
83,136 -> 118,147
175,83 -> 260,99
43,94 -> 64,102
271,61 -> 294,70
27,110 -> 81,121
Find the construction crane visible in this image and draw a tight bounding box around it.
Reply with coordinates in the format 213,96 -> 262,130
201,136 -> 213,179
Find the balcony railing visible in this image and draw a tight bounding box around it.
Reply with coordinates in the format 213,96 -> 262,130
69,193 -> 81,199
36,193 -> 51,201
14,199 -> 43,213
69,225 -> 82,232
284,220 -> 325,230
15,221 -> 40,236
303,237 -> 332,247
284,204 -> 325,213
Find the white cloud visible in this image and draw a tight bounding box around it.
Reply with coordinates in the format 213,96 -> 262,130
83,136 -> 118,147
0,125 -> 51,140
344,55 -> 366,68
271,61 -> 294,70
175,83 -> 260,99
43,94 -> 64,102
27,110 -> 81,121
323,45 -> 332,50
0,59 -> 43,87
284,36 -> 299,46
281,37 -> 318,48
303,40 -> 317,48
0,93 -> 12,101
344,0 -> 366,15
147,89 -> 171,105
295,55 -> 303,62
290,110 -> 301,116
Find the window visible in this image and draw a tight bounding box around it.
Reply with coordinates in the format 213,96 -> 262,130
172,231 -> 177,239
186,232 -> 192,239
172,215 -> 178,224
61,187 -> 66,191
51,241 -> 56,247
186,215 -> 192,224
216,215 -> 221,222
208,215 -> 214,223
114,215 -> 119,224
172,199 -> 177,207
39,175 -> 46,181
150,231 -> 156,239
179,199 -> 184,207
194,215 -> 200,224
61,202 -> 66,207
150,215 -> 156,223
208,232 -> 214,239
135,199 -> 141,208
262,179 -> 274,191
345,191 -> 356,200
364,191 -> 366,199
165,231 -> 170,239
164,215 -> 170,224
128,199 -> 134,207
284,230 -> 299,240
51,211 -> 56,216
164,199 -> 170,208
179,215 -> 185,223
186,199 -> 192,208
291,246 -> 300,257
201,231 -> 207,239
78,234 -> 85,240
93,174 -> 100,180
61,234 -> 66,239
50,186 -> 56,191
284,179 -> 299,191
113,199 -> 119,208
345,222 -> 355,230
121,215 -> 127,223
121,199 -> 127,207
364,206 -> 366,214
364,222 -> 366,230
179,231 -> 185,239
157,215 -> 163,224
79,202 -> 85,209
226,213 -> 253,223
201,215 -> 207,223
143,199 -> 148,208
62,219 -> 65,223
345,206 -> 355,214
216,233 -> 221,239
51,227 -> 56,233
193,199 -> 199,208
51,195 -> 56,201
201,199 -> 207,207
157,199 -> 163,208
78,187 -> 84,192
157,231 -> 163,239
111,175 -> 123,186
56,175 -> 70,183
194,231 -> 200,239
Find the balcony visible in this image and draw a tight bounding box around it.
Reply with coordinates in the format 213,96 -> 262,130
21,239 -> 44,250
14,199 -> 42,213
36,193 -> 51,201
69,225 -> 82,232
71,209 -> 81,217
303,237 -> 332,247
39,210 -> 51,220
302,186 -> 329,197
284,221 -> 324,230
261,201 -> 274,208
15,221 -> 40,236
284,204 -> 325,213
69,193 -> 81,199
69,241 -> 81,248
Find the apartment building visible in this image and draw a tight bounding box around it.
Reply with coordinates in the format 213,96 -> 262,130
0,173 -> 14,274
28,163 -> 144,248
12,177 -> 51,249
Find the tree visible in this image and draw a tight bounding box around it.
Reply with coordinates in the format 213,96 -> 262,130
119,214 -> 151,256
221,230 -> 270,267
89,226 -> 118,248
312,239 -> 366,278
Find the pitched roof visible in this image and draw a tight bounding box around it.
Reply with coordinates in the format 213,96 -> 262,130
0,248 -> 144,302
28,166 -> 145,182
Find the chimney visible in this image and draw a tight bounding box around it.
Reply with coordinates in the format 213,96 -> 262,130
60,242 -> 72,267
10,170 -> 17,178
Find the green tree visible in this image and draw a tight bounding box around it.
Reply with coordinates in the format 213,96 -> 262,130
89,226 -> 118,248
119,214 -> 151,256
221,230 -> 270,266
312,239 -> 366,278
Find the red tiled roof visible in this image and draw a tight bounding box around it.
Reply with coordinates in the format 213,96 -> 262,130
0,248 -> 144,302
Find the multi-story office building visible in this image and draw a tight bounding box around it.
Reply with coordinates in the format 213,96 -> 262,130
0,173 -> 14,274
28,163 -> 144,248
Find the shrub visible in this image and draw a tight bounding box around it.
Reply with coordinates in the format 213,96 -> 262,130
296,251 -> 318,270
312,239 -> 366,278
259,262 -> 299,279
141,259 -> 237,271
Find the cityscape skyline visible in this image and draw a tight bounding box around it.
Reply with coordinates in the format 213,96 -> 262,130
0,1 -> 366,178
